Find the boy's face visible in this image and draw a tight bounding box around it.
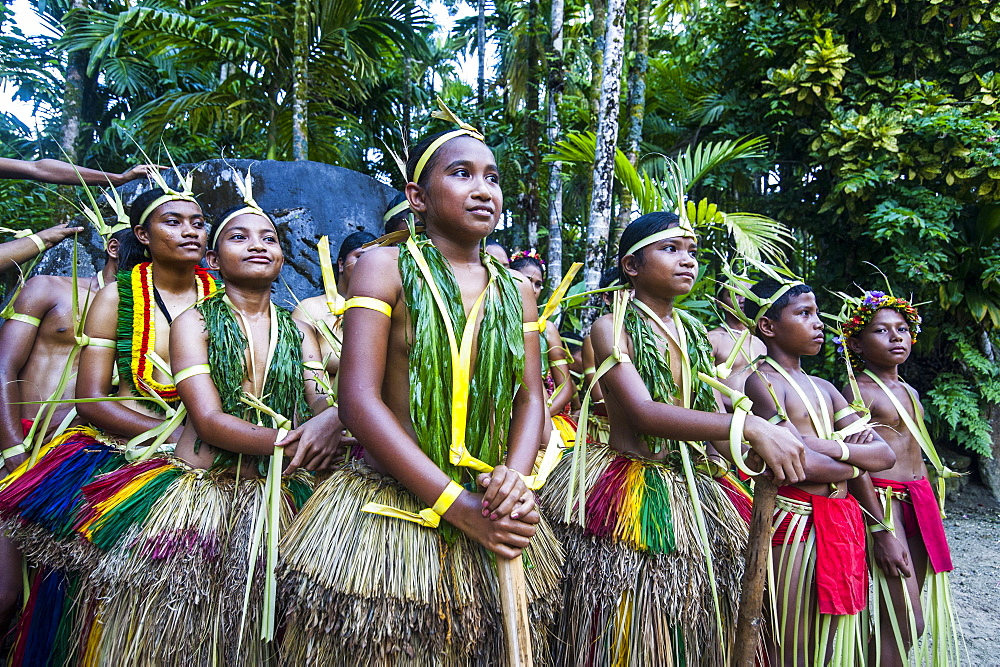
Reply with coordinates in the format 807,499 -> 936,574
759,291 -> 824,356
625,234 -> 698,298
848,307 -> 911,369
207,213 -> 283,283
408,136 -> 502,243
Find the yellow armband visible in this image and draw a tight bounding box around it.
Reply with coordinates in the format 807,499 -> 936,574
584,366 -> 596,375
549,358 -> 569,367
523,321 -> 542,333
85,336 -> 117,349
360,480 -> 464,529
8,313 -> 40,327
174,364 -> 211,383
303,361 -> 326,371
344,296 -> 392,318
26,233 -> 46,253
868,521 -> 894,534
836,439 -> 850,461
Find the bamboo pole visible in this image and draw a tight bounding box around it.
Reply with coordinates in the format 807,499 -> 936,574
497,554 -> 533,667
734,475 -> 778,666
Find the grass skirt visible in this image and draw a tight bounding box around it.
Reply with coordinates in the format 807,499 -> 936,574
72,459 -> 313,667
0,426 -> 126,574
278,459 -> 564,666
539,443 -> 748,666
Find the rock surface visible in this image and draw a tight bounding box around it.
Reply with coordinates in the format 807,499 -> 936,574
29,159 -> 399,308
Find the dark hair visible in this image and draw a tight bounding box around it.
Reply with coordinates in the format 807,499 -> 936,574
599,266 -> 619,290
118,188 -> 163,274
210,205 -> 275,250
560,331 -> 583,353
614,211 -> 681,286
335,231 -> 377,280
405,130 -> 452,187
383,192 -> 410,235
747,278 -> 814,321
510,254 -> 544,276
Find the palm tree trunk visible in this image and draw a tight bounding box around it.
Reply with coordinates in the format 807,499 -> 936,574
291,0 -> 309,161
525,0 -> 541,249
613,0 -> 649,249
545,0 -> 566,291
59,0 -> 88,164
477,0 -> 487,112
583,0 -> 626,328
588,0 -> 607,133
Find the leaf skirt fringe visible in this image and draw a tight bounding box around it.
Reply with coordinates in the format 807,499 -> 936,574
539,443 -> 748,667
278,459 -> 564,666
70,459 -> 313,667
769,493 -> 864,666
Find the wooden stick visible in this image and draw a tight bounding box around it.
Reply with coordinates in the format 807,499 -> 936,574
734,475 -> 778,666
497,554 -> 533,667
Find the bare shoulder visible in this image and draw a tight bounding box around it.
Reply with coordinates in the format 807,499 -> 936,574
10,274 -> 66,312
171,306 -> 207,336
350,246 -> 401,299
810,374 -> 840,397
292,294 -> 327,323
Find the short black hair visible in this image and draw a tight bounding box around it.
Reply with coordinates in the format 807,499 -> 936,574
510,254 -> 544,275
615,211 -> 681,286
747,278 -> 814,321
211,205 -> 274,249
383,192 -> 409,235
335,231 -> 377,280
405,130 -> 451,187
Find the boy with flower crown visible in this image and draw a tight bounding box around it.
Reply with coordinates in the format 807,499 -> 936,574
840,290 -> 962,665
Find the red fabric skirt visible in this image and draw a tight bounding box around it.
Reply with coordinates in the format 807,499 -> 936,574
870,476 -> 954,574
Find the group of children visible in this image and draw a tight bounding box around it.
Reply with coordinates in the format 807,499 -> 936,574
0,115 -> 961,666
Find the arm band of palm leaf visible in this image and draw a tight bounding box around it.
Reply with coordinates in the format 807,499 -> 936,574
362,480 -> 464,529
345,297 -> 391,318
7,313 -> 40,327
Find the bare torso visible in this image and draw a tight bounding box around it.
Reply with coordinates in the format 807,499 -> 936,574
707,324 -> 767,396
17,276 -> 102,435
852,376 -> 927,481
757,362 -> 844,497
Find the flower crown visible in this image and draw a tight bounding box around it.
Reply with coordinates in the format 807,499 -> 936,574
511,249 -> 545,268
837,290 -> 921,369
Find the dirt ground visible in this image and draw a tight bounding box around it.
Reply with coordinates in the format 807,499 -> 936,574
945,481 -> 1000,665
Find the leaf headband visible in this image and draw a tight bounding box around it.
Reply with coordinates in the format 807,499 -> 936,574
211,169 -> 270,248
411,98 -> 486,184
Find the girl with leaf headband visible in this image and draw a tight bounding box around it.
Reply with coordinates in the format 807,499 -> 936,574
0,174 -> 218,664
69,196 -> 343,665
838,291 -> 962,665
279,113 -> 562,665
539,211 -> 810,666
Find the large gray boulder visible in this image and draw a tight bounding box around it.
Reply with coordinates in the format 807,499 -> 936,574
30,158 -> 398,308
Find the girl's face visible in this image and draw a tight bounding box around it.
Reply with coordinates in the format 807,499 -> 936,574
407,136 -> 503,242
848,308 -> 912,369
135,199 -> 207,264
206,213 -> 283,283
514,264 -> 544,300
624,233 -> 699,299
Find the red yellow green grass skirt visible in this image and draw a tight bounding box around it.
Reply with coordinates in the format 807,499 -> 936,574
277,458 -> 563,666
539,442 -> 748,666
70,458 -> 312,667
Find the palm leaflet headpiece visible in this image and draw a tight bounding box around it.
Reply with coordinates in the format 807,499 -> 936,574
410,98 -> 487,184
211,168 -> 269,248
137,155 -> 198,228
